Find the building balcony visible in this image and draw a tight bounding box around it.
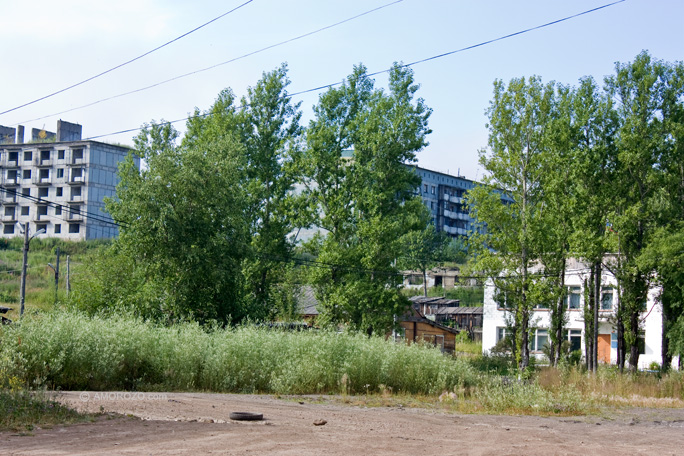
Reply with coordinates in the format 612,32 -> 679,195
446,195 -> 464,204
0,193 -> 18,204
1,213 -> 17,223
68,177 -> 85,185
32,176 -> 52,186
67,158 -> 85,167
35,158 -> 53,167
1,160 -> 20,169
3,177 -> 20,187
66,210 -> 83,221
443,209 -> 470,221
443,225 -> 467,236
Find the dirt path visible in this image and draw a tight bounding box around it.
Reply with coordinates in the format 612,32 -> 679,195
2,392 -> 684,455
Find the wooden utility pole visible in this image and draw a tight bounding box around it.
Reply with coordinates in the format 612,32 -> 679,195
66,255 -> 71,296
48,247 -> 60,304
19,224 -> 29,317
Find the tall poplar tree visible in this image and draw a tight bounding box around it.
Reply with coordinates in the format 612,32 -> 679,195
302,63 -> 432,334
468,76 -> 557,373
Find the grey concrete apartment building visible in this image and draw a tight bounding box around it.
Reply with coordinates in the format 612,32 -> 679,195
0,120 -> 138,240
410,165 -> 512,239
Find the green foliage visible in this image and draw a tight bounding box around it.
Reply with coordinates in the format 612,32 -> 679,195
1,311 -> 477,395
302,63 -> 432,334
105,122 -> 249,325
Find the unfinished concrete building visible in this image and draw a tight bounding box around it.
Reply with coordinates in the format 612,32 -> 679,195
0,120 -> 138,240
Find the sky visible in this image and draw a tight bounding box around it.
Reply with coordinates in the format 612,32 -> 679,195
1,0 -> 682,181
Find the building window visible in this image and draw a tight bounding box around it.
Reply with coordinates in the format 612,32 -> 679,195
40,150 -> 50,161
22,188 -> 30,197
7,170 -> 17,180
564,329 -> 582,352
72,149 -> 84,161
8,151 -> 18,162
565,286 -> 581,309
4,207 -> 15,217
24,151 -> 32,161
530,328 -> 548,352
37,206 -> 48,218
71,168 -> 83,181
22,169 -> 31,179
3,224 -> 14,234
36,223 -> 47,233
21,206 -> 29,216
54,224 -> 61,234
58,150 -> 65,160
38,187 -> 49,198
431,185 -> 436,195
71,187 -> 82,200
56,187 -> 63,197
423,184 -> 428,193
57,168 -> 64,178
601,287 -> 614,311
68,223 -> 80,234
39,169 -> 49,180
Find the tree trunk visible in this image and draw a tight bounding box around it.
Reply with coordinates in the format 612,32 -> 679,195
585,275 -> 594,372
593,260 -> 601,373
423,268 -> 428,297
661,285 -> 672,372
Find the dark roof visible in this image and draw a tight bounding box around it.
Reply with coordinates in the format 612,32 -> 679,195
409,296 -> 460,307
431,306 -> 482,316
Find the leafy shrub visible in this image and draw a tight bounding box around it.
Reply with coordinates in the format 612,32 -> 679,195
0,311 -> 478,395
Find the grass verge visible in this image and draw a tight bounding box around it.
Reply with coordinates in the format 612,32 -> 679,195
0,390 -> 93,433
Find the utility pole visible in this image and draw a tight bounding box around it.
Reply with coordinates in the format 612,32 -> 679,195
66,255 -> 71,296
19,224 -> 45,317
47,247 -> 60,304
19,224 -> 29,317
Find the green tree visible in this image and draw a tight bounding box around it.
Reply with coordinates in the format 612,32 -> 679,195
398,217 -> 450,297
468,76 -> 557,373
184,64 -> 305,319
106,122 -> 249,324
604,52 -> 681,372
302,63 -> 432,334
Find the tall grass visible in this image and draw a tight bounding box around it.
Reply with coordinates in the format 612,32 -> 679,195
0,311 -> 477,395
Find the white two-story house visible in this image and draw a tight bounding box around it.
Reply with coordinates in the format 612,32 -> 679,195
482,258 -> 675,370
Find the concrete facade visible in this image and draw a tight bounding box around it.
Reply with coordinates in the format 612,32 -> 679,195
0,121 -> 138,240
410,165 -> 512,239
481,258 -> 678,370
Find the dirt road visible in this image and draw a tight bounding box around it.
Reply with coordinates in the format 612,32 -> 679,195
2,392 -> 684,455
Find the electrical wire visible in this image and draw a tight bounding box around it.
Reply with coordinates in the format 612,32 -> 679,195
13,0 -> 405,127
80,0 -> 626,142
0,185 -> 122,227
0,0 -> 255,117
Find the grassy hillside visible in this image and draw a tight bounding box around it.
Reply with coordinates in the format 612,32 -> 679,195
0,238 -> 109,321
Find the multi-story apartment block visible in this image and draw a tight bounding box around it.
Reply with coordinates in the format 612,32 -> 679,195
410,165 -> 511,239
0,120 -> 138,240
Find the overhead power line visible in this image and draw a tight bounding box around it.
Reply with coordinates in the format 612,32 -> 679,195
0,186 -> 123,228
0,0 -> 255,117
82,0 -> 626,141
14,0 -> 405,127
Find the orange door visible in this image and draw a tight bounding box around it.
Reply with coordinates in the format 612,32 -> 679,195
597,334 -> 611,364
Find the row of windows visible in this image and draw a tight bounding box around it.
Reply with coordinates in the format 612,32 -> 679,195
2,222 -> 80,235
6,167 -> 83,180
3,203 -> 80,217
4,186 -> 80,199
498,286 -> 618,311
2,148 -> 83,163
497,327 -> 582,353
